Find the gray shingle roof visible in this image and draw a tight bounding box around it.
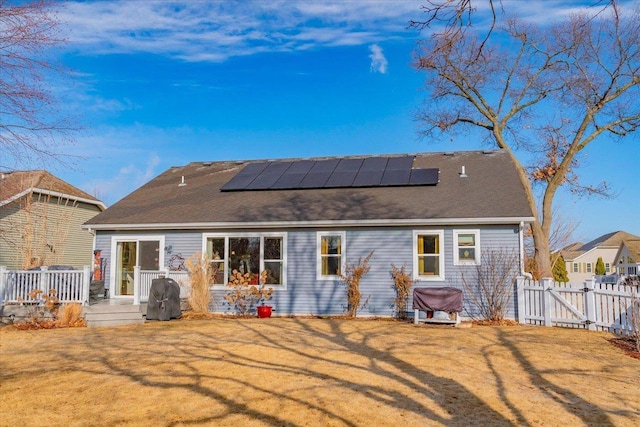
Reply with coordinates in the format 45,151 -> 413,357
85,150 -> 534,228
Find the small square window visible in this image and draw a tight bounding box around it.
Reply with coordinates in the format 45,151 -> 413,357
453,230 -> 480,265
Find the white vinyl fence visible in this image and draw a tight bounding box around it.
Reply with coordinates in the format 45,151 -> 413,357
0,266 -> 92,306
517,277 -> 639,335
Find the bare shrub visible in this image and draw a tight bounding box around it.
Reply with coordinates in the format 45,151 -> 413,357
461,249 -> 520,322
224,270 -> 272,316
338,251 -> 373,317
631,292 -> 640,353
56,303 -> 85,327
186,252 -> 214,314
623,276 -> 640,352
391,264 -> 414,320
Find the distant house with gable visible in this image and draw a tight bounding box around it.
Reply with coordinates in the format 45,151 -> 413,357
560,230 -> 640,283
614,239 -> 640,278
0,170 -> 106,269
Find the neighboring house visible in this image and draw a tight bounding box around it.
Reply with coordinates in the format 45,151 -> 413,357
83,150 -> 535,318
0,170 -> 106,270
614,239 -> 640,277
560,230 -> 640,283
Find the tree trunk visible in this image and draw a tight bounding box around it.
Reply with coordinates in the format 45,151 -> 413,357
531,221 -> 552,279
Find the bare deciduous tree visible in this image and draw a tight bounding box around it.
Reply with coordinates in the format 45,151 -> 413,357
411,0 -> 640,277
461,249 -> 520,321
0,0 -> 75,169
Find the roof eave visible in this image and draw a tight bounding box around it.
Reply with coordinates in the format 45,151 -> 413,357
83,216 -> 536,231
0,187 -> 106,211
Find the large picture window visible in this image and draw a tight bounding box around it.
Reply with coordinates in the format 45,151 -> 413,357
317,231 -> 345,279
203,233 -> 286,287
453,230 -> 480,265
413,230 -> 444,281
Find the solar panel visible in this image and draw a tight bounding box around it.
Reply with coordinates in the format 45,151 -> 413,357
299,159 -> 339,188
386,156 -> 414,171
380,169 -> 411,186
272,160 -> 314,189
409,168 -> 439,185
220,162 -> 270,191
325,171 -> 357,188
245,162 -> 291,190
359,157 -> 388,171
221,156 -> 439,191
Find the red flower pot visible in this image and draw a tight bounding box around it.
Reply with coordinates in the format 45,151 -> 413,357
257,305 -> 272,318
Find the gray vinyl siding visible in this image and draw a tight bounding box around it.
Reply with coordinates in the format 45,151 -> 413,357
94,224 -> 522,318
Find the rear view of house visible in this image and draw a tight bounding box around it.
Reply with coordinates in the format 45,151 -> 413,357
83,150 -> 534,318
0,171 -> 105,269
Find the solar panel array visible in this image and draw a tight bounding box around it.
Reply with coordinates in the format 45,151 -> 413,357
221,156 -> 439,192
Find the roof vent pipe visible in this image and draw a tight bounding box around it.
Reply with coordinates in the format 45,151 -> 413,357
459,166 -> 467,178
178,176 -> 186,187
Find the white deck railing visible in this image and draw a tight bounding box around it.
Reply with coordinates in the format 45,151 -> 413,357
136,268 -> 191,303
0,266 -> 192,307
0,266 -> 91,305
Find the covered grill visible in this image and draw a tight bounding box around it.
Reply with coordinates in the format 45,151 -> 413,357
146,278 -> 182,321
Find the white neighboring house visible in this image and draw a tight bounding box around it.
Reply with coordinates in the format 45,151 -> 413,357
613,239 -> 640,278
560,231 -> 640,284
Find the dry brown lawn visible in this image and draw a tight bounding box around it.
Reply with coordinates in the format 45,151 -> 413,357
1,318 -> 639,426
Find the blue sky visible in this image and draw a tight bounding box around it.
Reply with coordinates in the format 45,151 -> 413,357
23,0 -> 640,243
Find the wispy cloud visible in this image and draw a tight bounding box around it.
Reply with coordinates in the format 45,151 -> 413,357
58,1 -> 418,62
368,44 -> 388,74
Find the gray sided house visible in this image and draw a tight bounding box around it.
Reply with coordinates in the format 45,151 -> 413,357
83,150 -> 534,318
1,170 -> 106,270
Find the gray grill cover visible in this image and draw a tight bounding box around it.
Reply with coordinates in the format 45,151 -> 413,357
412,287 -> 463,313
146,278 -> 182,321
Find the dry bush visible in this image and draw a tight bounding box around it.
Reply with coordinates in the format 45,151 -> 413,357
224,270 -> 272,316
623,277 -> 640,352
391,264 -> 414,320
56,303 -> 85,327
461,249 -> 520,322
631,292 -> 640,353
186,252 -> 214,314
338,251 -> 373,317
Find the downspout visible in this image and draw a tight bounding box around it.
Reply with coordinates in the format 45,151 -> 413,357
519,221 -> 525,275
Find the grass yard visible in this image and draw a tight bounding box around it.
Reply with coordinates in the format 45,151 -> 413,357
1,318 -> 639,426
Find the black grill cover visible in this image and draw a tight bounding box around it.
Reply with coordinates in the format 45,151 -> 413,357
89,280 -> 105,303
146,278 -> 182,321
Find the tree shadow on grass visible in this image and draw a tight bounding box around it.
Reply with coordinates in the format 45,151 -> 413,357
488,328 -> 637,426
43,320 -> 513,426
7,320 -> 628,426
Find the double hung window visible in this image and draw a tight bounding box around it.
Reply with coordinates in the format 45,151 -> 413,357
413,230 -> 444,281
317,232 -> 345,279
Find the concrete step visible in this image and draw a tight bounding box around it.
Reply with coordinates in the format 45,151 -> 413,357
83,303 -> 146,327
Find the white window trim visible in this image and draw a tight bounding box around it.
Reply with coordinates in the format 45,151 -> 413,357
453,229 -> 481,266
316,231 -> 346,281
413,230 -> 445,281
109,235 -> 166,296
202,232 -> 288,289
586,262 -> 592,273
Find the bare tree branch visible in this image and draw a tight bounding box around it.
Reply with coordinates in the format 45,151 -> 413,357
0,0 -> 77,170
413,0 -> 640,277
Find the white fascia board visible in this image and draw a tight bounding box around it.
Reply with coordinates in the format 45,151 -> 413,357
82,216 -> 536,231
0,187 -> 107,211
